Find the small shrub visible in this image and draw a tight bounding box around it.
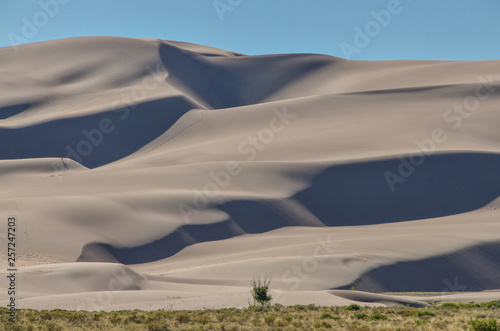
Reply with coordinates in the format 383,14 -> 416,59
306,303 -> 318,310
197,314 -> 210,325
44,322 -> 62,331
415,318 -> 428,326
440,302 -> 461,309
398,309 -> 414,317
251,274 -> 273,306
272,303 -> 283,311
67,312 -> 87,323
320,313 -> 340,319
354,313 -> 368,319
175,313 -> 190,323
415,310 -> 436,317
251,317 -> 260,326
321,320 -> 332,328
248,304 -> 267,312
40,312 -> 52,320
466,302 -> 483,308
147,322 -> 170,331
483,301 -> 500,309
469,318 -> 499,331
264,314 -> 276,325
344,304 -> 361,311
110,316 -> 122,324
432,320 -> 449,329
370,313 -> 388,320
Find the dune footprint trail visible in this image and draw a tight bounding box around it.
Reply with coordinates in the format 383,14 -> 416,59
1,36 -> 500,310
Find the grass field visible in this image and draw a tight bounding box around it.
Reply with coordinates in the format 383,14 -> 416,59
1,301 -> 499,330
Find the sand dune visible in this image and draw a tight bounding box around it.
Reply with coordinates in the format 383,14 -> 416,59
0,36 -> 499,310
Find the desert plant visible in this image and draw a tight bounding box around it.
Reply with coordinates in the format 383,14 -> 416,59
344,304 -> 361,311
251,274 -> 273,306
175,313 -> 190,323
469,318 -> 499,331
370,313 -> 388,320
483,301 -> 500,309
263,314 -> 276,325
440,302 -> 461,309
415,310 -> 436,317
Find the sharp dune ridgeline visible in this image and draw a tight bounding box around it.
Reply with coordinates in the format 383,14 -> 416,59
1,36 -> 499,310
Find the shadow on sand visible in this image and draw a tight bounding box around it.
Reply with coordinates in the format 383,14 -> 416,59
79,152 -> 500,271
337,240 -> 500,292
0,96 -> 195,168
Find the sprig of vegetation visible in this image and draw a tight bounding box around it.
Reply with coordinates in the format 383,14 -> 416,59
250,274 -> 273,306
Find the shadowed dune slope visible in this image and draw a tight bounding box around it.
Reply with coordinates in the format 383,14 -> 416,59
340,240 -> 500,292
0,96 -> 197,168
158,42 -> 340,109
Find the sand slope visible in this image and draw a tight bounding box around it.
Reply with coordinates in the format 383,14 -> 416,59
0,37 -> 499,310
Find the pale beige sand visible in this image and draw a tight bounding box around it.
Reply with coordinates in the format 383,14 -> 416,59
0,36 -> 499,310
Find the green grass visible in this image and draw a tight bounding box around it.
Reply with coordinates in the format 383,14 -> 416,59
0,300 -> 499,330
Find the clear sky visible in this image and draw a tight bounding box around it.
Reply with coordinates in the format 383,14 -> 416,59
1,0 -> 499,60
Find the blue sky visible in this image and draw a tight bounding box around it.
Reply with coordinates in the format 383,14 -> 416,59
1,0 -> 499,60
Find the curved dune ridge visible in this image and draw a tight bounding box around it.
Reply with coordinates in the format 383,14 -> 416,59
1,36 -> 500,310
